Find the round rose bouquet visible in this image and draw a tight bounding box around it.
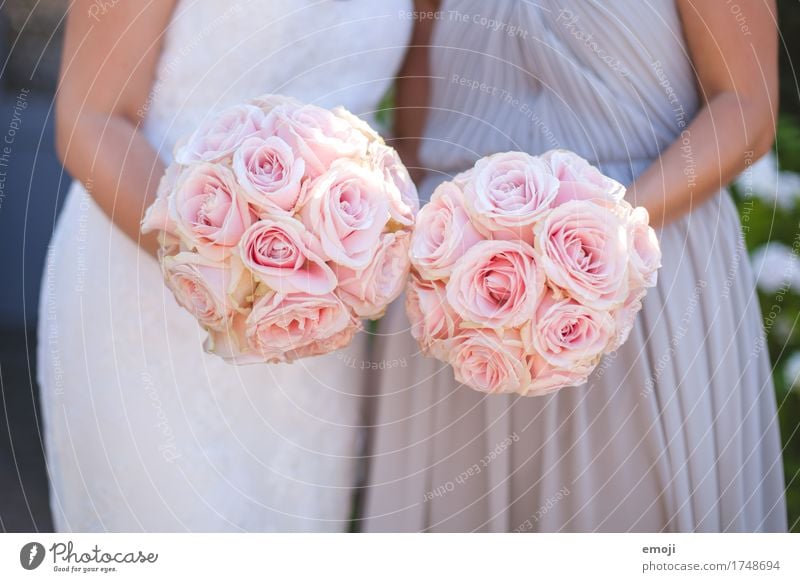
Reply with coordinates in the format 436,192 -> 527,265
407,150 -> 660,396
142,94 -> 418,363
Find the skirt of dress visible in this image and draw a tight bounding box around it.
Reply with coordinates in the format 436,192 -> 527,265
361,189 -> 788,532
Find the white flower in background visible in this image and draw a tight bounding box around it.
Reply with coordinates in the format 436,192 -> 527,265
783,351 -> 800,392
772,315 -> 793,346
749,242 -> 800,293
777,172 -> 800,208
737,151 -> 778,199
734,151 -> 800,209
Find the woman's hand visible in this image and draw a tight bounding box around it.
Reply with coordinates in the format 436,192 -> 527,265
633,0 -> 778,227
56,1 -> 177,257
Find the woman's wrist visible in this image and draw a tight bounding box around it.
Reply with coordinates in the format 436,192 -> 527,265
393,141 -> 423,184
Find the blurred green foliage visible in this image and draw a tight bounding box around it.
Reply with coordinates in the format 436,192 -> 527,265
731,115 -> 800,532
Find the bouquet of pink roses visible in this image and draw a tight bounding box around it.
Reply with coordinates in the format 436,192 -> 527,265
407,150 -> 661,396
142,94 -> 418,363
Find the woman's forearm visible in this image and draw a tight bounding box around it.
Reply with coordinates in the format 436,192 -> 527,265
55,0 -> 178,257
633,92 -> 774,227
392,0 -> 438,183
393,45 -> 430,183
60,112 -> 164,256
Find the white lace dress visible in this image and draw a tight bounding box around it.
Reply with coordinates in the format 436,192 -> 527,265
37,0 -> 412,532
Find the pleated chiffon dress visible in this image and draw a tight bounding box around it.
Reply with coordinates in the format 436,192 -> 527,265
361,0 -> 787,532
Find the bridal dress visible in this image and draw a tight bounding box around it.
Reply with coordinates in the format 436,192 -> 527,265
363,0 -> 787,532
38,0 -> 412,532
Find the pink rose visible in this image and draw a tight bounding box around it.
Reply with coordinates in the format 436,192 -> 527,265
526,352 -> 593,396
410,182 -> 482,280
406,275 -> 460,356
300,160 -> 390,269
163,252 -> 252,331
536,199 -> 629,309
446,240 -> 544,328
174,104 -> 266,164
627,207 -> 661,288
141,164 -> 181,238
463,151 -> 559,239
448,329 -> 530,394
239,217 -> 336,295
267,104 -> 368,176
336,231 -> 411,318
542,149 -> 626,205
171,163 -> 254,260
369,142 -> 419,226
232,136 -> 305,215
244,291 -> 355,363
521,291 -> 615,369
